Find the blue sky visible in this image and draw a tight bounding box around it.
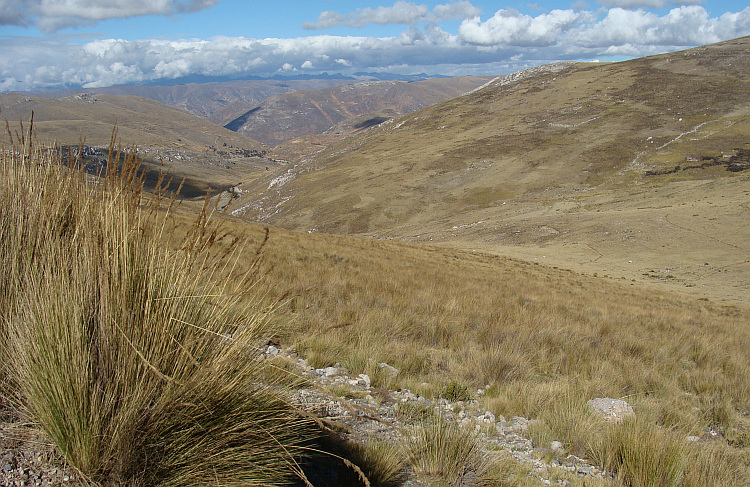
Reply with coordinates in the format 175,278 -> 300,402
1,0 -> 749,91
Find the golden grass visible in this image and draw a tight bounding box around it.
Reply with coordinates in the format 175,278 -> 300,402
0,127 -> 320,486
5,119 -> 750,484
195,208 -> 750,485
404,414 -> 487,485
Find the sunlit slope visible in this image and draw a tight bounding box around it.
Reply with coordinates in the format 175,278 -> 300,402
0,93 -> 278,197
1,92 -> 267,152
235,36 -> 750,302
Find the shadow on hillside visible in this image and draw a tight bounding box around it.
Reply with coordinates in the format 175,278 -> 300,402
59,145 -> 229,199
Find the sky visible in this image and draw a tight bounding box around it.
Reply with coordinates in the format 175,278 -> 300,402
1,0 -> 749,92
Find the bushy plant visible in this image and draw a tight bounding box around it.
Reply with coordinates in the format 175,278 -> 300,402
0,128 -> 319,486
438,379 -> 472,402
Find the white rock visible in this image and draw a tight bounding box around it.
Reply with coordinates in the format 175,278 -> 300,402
587,398 -> 634,423
357,374 -> 371,388
377,362 -> 400,378
477,411 -> 496,423
317,366 -> 339,377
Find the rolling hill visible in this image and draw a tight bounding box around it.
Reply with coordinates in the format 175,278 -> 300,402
224,76 -> 495,147
0,92 -> 279,197
231,36 -> 750,302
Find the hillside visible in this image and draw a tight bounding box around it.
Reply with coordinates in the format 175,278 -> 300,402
0,92 -> 280,197
224,76 -> 495,147
22,78 -> 358,126
232,36 -> 750,302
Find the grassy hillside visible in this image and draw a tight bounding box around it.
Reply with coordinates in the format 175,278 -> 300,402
3,128 -> 750,485
0,93 -> 282,198
233,36 -> 750,302
192,205 -> 750,486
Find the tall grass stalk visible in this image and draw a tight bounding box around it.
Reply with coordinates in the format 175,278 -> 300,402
0,129 -> 318,486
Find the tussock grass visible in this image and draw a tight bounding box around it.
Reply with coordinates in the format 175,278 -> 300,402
592,418 -> 686,487
345,439 -> 405,487
405,414 -> 487,485
0,127 -> 318,485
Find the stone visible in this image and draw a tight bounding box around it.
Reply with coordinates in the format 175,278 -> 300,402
315,366 -> 339,377
377,362 -> 400,378
587,397 -> 634,423
509,416 -> 531,434
476,411 -> 496,423
357,374 -> 371,388
550,441 -> 564,452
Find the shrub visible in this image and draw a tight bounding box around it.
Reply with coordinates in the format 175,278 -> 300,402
438,379 -> 472,402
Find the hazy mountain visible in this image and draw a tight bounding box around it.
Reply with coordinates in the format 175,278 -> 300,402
20,79 -> 360,126
18,73 -> 456,127
231,36 -> 750,301
223,76 -> 496,147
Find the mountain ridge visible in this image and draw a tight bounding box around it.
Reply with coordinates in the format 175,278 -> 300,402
223,76 -> 496,147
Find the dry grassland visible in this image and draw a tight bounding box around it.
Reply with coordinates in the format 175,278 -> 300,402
191,207 -> 750,485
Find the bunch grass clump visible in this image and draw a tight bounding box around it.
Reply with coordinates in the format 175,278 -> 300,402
405,414 -> 487,485
0,123 -> 318,486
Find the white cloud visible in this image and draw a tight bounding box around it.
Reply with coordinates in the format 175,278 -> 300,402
575,6 -> 750,47
303,1 -> 481,29
0,0 -> 28,25
1,5 -> 748,92
459,9 -> 594,46
598,0 -> 703,8
0,0 -> 220,32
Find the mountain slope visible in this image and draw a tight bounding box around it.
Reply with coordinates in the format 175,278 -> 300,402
0,93 -> 279,197
232,36 -> 750,302
22,79 -> 359,126
224,76 -> 495,146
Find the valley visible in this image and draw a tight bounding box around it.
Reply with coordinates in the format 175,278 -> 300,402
228,36 -> 750,304
2,35 -> 750,487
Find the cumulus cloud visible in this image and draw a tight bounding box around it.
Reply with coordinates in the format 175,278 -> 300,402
0,0 -> 220,32
303,0 -> 481,29
1,5 -> 749,92
575,6 -> 750,47
598,0 -> 703,8
459,9 -> 595,46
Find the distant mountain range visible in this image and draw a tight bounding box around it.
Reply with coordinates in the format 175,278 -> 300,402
223,76 -> 495,147
0,92 -> 276,198
18,72 -> 450,126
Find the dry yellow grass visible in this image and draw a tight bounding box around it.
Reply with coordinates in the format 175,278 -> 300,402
4,122 -> 750,484
190,210 -> 750,484
0,132 -> 322,486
